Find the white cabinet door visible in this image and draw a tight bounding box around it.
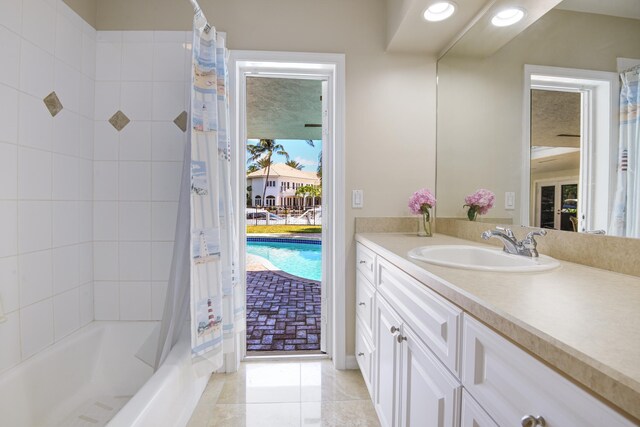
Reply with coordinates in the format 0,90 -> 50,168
462,316 -> 635,427
374,295 -> 402,427
461,390 -> 498,427
400,325 -> 461,427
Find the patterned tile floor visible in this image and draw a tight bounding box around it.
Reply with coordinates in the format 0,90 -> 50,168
246,270 -> 322,352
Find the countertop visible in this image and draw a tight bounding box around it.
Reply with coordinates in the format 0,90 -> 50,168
356,232 -> 640,422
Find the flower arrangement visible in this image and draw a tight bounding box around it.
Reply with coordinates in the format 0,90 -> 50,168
463,189 -> 495,221
408,189 -> 436,236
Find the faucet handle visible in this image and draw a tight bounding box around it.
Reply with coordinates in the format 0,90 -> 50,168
496,226 -> 515,239
525,229 -> 547,240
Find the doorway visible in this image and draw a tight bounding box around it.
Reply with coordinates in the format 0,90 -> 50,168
229,51 -> 346,366
523,65 -> 618,233
534,179 -> 578,231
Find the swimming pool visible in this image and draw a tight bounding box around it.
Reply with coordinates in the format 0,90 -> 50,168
246,238 -> 322,281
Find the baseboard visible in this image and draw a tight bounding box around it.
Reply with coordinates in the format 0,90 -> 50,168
345,355 -> 358,370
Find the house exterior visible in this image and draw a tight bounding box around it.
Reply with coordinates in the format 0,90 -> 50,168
247,163 -> 320,208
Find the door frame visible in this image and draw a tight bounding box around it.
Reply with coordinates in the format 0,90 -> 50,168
229,50 -> 347,368
522,65 -> 618,231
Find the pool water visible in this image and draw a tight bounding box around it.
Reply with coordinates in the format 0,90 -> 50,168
246,240 -> 322,281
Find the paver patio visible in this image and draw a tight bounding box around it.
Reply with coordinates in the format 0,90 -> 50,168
246,269 -> 322,352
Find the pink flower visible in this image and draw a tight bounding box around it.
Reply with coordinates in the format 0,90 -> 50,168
464,189 -> 495,215
408,189 -> 436,215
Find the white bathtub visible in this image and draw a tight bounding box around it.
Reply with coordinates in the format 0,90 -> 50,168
0,321 -> 207,427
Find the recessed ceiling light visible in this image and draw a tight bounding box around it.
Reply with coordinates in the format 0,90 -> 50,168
423,2 -> 456,22
491,8 -> 525,27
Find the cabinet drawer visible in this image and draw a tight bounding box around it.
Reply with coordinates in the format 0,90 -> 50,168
356,317 -> 375,398
461,390 -> 498,427
377,257 -> 461,375
462,315 -> 635,427
356,243 -> 376,284
356,270 -> 375,339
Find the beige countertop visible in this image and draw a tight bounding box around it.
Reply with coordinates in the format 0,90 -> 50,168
356,232 -> 640,422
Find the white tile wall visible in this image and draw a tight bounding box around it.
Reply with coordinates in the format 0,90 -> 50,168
0,26 -> 21,88
91,31 -> 188,320
2,18 -> 187,368
0,312 -> 21,372
0,85 -> 19,144
18,250 -> 53,307
0,0 -> 96,368
94,282 -> 119,320
0,143 -> 18,200
0,257 -> 19,313
53,287 -> 80,340
20,298 -> 54,359
0,0 -> 23,35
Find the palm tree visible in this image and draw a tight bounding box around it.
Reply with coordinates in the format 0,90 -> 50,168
246,164 -> 259,174
286,160 -> 303,170
295,184 -> 322,209
247,139 -> 289,203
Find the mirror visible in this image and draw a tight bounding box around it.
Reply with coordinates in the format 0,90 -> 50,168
436,0 -> 640,237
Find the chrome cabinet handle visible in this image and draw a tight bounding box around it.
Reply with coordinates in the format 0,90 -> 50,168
521,415 -> 546,427
390,326 -> 400,334
396,334 -> 407,344
359,260 -> 366,264
358,302 -> 366,306
358,352 -> 364,357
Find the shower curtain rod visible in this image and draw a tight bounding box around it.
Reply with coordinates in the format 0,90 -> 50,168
188,0 -> 201,13
188,0 -> 212,33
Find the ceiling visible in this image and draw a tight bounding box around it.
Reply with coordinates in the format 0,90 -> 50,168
531,90 -> 581,148
556,0 -> 640,20
530,149 -> 580,175
388,0 -> 640,56
385,0 -> 489,54
530,89 -> 581,175
246,77 -> 322,141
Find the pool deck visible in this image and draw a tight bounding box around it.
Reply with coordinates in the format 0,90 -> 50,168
246,254 -> 321,352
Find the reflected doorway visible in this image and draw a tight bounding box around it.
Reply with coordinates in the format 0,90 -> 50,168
534,180 -> 578,231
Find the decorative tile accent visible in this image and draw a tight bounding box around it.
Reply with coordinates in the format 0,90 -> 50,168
108,110 -> 130,131
174,111 -> 188,132
43,92 -> 63,117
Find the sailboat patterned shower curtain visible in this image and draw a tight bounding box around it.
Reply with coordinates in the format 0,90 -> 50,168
189,11 -> 242,372
610,66 -> 640,237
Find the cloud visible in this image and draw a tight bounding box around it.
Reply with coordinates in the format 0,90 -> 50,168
294,157 -> 318,169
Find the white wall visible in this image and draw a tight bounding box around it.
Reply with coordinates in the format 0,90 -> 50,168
92,31 -> 188,321
0,0 -> 95,372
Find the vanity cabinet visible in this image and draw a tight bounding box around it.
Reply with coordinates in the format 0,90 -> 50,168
355,240 -> 637,427
461,390 -> 498,427
374,294 -> 461,427
462,316 -> 634,427
355,244 -> 377,398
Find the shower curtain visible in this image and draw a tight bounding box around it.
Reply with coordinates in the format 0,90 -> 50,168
610,66 -> 640,237
154,10 -> 242,374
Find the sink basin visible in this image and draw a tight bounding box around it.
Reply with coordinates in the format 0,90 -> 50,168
407,245 -> 560,272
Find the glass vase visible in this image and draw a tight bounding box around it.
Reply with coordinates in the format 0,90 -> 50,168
418,210 -> 432,237
467,207 -> 478,221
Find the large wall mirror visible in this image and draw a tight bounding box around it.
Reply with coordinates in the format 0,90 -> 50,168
436,0 -> 640,238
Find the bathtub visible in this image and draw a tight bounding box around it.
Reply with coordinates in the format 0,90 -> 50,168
0,321 -> 207,427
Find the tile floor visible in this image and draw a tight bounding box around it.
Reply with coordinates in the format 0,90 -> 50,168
246,270 -> 322,352
187,360 -> 381,427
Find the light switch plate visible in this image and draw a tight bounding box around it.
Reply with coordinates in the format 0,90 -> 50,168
505,192 -> 515,210
352,190 -> 363,208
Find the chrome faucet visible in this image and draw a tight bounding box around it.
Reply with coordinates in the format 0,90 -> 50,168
481,227 -> 547,258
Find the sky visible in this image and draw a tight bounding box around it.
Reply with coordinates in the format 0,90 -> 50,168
246,139 -> 322,172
